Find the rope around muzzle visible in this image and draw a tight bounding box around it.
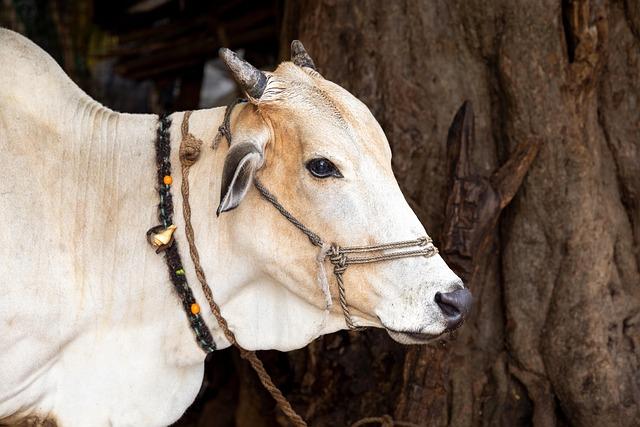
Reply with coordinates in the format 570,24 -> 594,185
253,180 -> 438,330
178,105 -> 438,426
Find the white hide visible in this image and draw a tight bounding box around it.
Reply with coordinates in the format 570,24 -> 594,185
0,29 -> 464,426
0,29 -> 213,426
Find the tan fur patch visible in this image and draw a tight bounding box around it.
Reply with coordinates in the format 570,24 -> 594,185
230,82 -> 390,321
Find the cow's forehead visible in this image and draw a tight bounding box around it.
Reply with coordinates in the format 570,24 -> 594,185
260,63 -> 390,160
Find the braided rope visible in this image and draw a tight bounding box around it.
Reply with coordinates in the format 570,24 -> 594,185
339,236 -> 430,253
339,248 -> 438,265
327,246 -> 355,329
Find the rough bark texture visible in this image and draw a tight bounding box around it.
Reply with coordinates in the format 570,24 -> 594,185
254,1 -> 639,426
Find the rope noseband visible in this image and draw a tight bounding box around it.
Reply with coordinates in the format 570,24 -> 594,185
253,180 -> 438,329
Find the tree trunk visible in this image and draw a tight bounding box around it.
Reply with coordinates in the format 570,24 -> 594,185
267,1 -> 640,426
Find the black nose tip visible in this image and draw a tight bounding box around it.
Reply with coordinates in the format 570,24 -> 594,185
435,288 -> 472,330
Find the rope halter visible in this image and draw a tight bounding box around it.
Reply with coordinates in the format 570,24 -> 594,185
253,179 -> 439,329
217,98 -> 440,330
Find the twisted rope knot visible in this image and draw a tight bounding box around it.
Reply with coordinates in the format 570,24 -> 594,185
326,244 -> 355,329
179,111 -> 203,166
179,133 -> 202,166
328,245 -> 348,272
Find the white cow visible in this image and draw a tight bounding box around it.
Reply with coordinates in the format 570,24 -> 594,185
0,29 -> 470,426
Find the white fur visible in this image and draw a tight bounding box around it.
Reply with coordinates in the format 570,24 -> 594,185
0,29 -> 464,426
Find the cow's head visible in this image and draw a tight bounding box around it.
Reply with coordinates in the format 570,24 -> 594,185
214,42 -> 471,351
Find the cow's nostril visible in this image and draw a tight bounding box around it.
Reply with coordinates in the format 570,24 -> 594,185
435,288 -> 472,330
435,292 -> 460,317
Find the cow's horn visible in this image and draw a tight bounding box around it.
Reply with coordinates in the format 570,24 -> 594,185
219,48 -> 267,99
291,40 -> 316,70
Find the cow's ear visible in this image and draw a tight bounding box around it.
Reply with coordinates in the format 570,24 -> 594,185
217,142 -> 264,216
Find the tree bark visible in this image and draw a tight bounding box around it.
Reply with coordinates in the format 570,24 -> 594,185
268,1 -> 640,426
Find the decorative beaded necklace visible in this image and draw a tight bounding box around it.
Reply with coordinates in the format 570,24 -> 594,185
146,115 -> 216,353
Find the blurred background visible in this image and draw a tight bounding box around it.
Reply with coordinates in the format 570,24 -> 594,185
2,1 -> 639,426
0,0 -> 283,113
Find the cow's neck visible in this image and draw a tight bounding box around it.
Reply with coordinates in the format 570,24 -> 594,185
56,101 -> 337,366
164,107 -> 339,356
52,104 -> 234,366
161,107 -> 237,358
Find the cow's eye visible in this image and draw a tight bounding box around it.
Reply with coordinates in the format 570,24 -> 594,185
306,158 -> 343,178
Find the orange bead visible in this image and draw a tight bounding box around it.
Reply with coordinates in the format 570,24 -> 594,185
191,303 -> 200,315
163,175 -> 173,185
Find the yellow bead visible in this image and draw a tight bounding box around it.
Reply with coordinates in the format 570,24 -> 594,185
163,175 -> 172,185
191,303 -> 200,315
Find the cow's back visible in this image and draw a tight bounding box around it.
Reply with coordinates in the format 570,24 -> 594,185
0,28 -> 90,422
0,30 -> 203,426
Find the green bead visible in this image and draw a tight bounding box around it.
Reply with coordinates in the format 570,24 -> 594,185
176,268 -> 185,276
